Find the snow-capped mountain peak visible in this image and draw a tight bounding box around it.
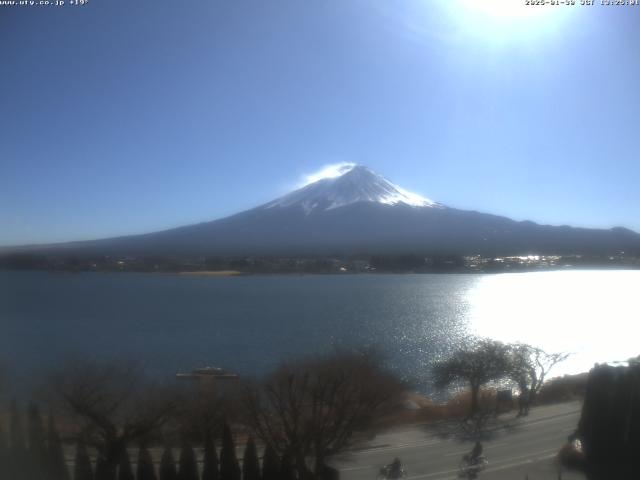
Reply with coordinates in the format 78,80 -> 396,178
264,165 -> 441,214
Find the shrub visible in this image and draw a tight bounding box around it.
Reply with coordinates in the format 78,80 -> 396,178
47,412 -> 70,480
159,447 -> 178,480
260,444 -> 279,480
220,424 -> 240,480
178,442 -> 199,480
241,437 -> 260,480
118,449 -> 135,480
279,452 -> 295,480
74,440 -> 94,480
137,444 -> 157,480
201,436 -> 219,480
536,373 -> 588,404
27,404 -> 47,478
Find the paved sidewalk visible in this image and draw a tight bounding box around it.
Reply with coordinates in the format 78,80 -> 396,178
333,402 -> 586,480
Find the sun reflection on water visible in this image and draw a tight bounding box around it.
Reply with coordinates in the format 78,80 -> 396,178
465,270 -> 640,377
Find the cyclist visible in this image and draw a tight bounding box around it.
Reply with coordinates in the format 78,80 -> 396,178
459,441 -> 486,479
379,457 -> 404,479
469,441 -> 483,464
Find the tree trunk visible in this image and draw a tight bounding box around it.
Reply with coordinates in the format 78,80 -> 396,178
470,383 -> 480,417
296,452 -> 314,480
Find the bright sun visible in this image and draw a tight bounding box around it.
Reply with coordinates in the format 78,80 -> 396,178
446,0 -> 569,41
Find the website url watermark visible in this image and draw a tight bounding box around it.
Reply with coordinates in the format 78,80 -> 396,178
0,0 -> 89,6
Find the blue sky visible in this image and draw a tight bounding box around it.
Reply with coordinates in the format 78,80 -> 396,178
1,0 -> 639,246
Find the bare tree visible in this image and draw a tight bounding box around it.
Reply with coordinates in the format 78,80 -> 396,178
244,350 -> 405,480
508,343 -> 570,405
433,338 -> 512,417
52,362 -> 177,479
170,380 -> 241,444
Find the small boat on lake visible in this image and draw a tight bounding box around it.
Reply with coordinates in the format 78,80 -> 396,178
176,366 -> 239,380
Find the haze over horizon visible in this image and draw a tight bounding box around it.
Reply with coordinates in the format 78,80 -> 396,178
1,0 -> 639,246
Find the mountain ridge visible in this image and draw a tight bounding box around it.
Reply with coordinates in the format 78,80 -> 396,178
2,165 -> 640,257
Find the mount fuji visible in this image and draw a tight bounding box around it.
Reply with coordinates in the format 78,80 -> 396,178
6,165 -> 640,257
263,164 -> 442,213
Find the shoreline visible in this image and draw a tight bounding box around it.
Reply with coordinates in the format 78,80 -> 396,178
176,270 -> 245,277
2,266 -> 640,276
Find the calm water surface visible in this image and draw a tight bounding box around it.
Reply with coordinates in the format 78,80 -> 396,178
0,270 -> 637,389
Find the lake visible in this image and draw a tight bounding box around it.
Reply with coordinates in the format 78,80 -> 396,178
1,270 -> 638,391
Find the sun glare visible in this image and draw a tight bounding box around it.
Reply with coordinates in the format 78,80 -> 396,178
440,0 -> 572,42
461,0 -> 549,20
466,271 -> 640,377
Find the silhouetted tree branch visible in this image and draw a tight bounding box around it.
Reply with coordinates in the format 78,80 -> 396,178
508,343 -> 570,404
53,362 -> 177,479
244,350 -> 405,479
433,338 -> 511,417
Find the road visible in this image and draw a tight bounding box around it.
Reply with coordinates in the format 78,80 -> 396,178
332,401 -> 586,480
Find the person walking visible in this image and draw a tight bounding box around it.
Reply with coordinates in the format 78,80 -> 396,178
518,386 -> 530,417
